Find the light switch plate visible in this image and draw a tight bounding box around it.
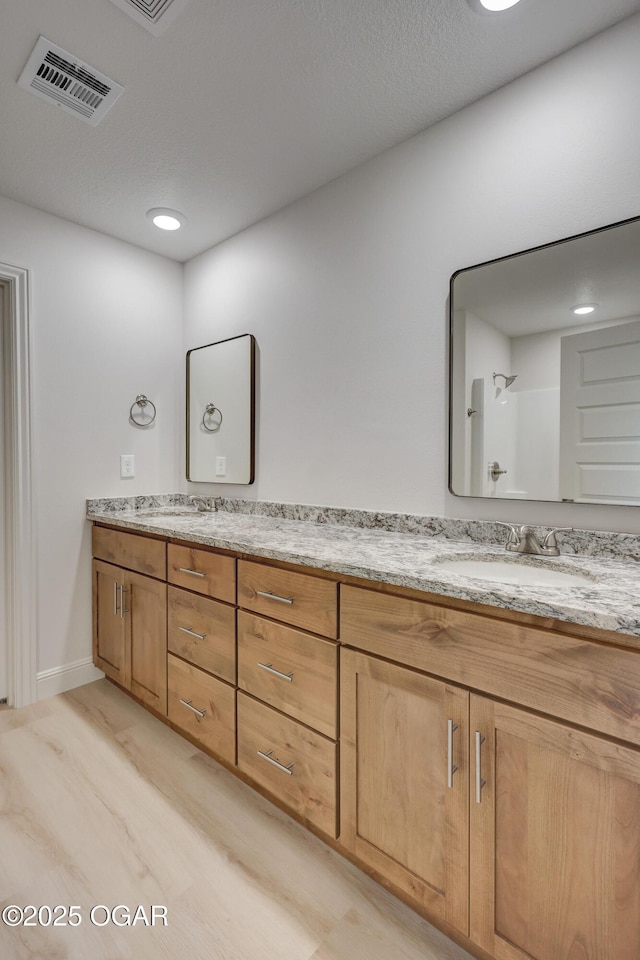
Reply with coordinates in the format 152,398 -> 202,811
215,456 -> 226,477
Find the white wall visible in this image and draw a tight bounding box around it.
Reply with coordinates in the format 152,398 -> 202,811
0,196 -> 183,691
183,13 -> 640,533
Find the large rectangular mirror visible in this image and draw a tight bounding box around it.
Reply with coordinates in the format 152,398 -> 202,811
187,333 -> 256,483
449,216 -> 640,505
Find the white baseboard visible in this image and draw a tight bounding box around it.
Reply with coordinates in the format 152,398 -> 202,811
37,657 -> 105,701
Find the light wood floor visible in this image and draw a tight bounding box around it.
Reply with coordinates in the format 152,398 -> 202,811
0,680 -> 474,960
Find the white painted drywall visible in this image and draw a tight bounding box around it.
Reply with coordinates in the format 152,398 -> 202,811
0,196 -> 183,686
184,13 -> 640,532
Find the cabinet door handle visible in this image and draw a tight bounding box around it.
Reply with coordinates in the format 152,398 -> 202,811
447,719 -> 459,788
256,590 -> 294,605
475,731 -> 487,804
119,585 -> 129,618
257,749 -> 294,775
258,661 -> 294,682
113,581 -> 119,616
179,626 -> 207,641
179,698 -> 206,719
178,567 -> 206,578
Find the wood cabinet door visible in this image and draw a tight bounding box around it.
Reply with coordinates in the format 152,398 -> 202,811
93,560 -> 128,688
128,571 -> 167,716
167,654 -> 235,765
341,649 -> 469,934
470,695 -> 640,960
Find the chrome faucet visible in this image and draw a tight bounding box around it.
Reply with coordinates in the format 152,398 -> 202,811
189,495 -> 219,513
495,523 -> 572,556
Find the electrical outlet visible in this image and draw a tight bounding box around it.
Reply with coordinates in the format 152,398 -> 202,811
120,454 -> 135,478
215,456 -> 226,477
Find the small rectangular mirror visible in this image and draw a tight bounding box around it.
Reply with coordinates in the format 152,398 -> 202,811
186,333 -> 256,483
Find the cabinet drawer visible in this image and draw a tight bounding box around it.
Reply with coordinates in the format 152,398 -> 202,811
92,526 -> 166,579
168,543 -> 235,603
238,560 -> 338,638
168,586 -> 236,684
167,654 -> 235,764
237,692 -> 337,837
341,584 -> 640,747
238,612 -> 337,738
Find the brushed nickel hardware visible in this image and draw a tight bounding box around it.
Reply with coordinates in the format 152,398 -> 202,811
179,626 -> 207,641
119,585 -> 129,618
489,460 -> 507,482
256,590 -> 294,605
467,407 -> 477,417
495,522 -> 573,556
475,731 -> 486,804
179,698 -> 206,719
189,495 -> 219,512
258,662 -> 294,682
129,394 -> 156,427
492,372 -> 517,389
113,581 -> 119,616
202,402 -> 223,432
447,719 -> 459,788
257,749 -> 294,775
541,526 -> 573,555
178,567 -> 206,578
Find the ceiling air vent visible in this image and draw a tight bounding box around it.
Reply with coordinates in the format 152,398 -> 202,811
17,36 -> 123,126
108,0 -> 192,35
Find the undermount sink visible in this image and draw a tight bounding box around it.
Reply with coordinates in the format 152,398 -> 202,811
433,558 -> 594,588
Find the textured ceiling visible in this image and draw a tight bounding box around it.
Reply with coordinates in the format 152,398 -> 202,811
1,0 -> 640,262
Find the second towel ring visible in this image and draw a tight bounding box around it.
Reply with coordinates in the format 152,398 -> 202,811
130,394 -> 157,426
202,402 -> 223,432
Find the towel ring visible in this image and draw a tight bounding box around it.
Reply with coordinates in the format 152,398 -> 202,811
202,402 -> 223,432
130,394 -> 156,426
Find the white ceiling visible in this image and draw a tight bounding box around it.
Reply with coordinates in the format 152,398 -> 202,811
1,0 -> 640,262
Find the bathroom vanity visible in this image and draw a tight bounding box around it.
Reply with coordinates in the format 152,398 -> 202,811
88,498 -> 640,960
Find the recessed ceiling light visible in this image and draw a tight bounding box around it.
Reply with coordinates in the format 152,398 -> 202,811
147,207 -> 185,231
572,304 -> 597,316
467,0 -> 523,12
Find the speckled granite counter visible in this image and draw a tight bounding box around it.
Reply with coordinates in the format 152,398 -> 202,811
87,495 -> 640,639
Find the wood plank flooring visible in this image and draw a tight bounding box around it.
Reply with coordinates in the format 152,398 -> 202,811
0,680 -> 474,960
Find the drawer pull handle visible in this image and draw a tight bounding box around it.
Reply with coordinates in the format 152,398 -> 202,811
178,567 -> 206,578
447,719 -> 459,789
257,749 -> 294,776
256,590 -> 294,605
475,731 -> 486,804
258,662 -> 294,682
179,626 -> 207,641
179,698 -> 207,719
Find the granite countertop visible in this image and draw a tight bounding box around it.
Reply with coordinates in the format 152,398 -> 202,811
87,496 -> 640,640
